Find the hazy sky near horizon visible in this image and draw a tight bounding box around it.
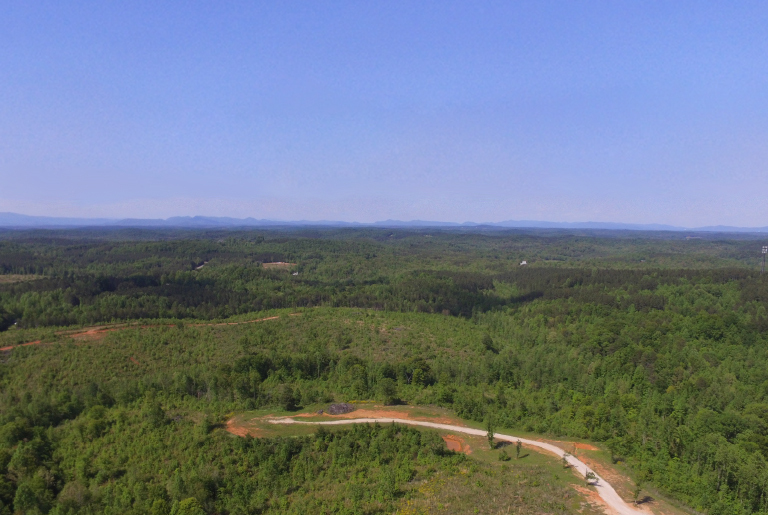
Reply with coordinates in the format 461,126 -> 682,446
1,2 -> 767,225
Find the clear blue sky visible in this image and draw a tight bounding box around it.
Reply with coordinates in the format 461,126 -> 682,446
1,2 -> 766,225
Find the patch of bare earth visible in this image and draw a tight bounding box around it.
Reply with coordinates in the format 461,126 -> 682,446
0,340 -> 41,352
262,262 -> 296,269
546,440 -> 600,451
226,418 -> 259,437
2,314 -> 286,351
68,327 -> 121,340
0,274 -> 42,284
442,434 -> 472,454
293,407 -> 464,426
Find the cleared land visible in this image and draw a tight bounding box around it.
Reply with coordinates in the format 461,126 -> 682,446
0,274 -> 42,283
262,261 -> 296,269
270,416 -> 643,515
227,403 -> 690,515
0,313 -> 287,351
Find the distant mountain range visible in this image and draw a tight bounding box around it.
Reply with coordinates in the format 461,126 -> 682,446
0,212 -> 766,233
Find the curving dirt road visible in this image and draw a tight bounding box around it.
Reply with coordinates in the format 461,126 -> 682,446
0,315 -> 285,352
269,417 -> 645,515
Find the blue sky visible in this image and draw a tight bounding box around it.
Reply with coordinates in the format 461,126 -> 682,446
1,2 -> 767,225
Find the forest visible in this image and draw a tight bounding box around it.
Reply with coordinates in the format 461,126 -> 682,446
1,227 -> 768,514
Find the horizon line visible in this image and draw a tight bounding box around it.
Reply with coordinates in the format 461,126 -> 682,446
1,211 -> 767,233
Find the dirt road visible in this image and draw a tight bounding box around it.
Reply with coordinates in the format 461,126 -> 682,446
269,417 -> 645,515
0,315 -> 286,352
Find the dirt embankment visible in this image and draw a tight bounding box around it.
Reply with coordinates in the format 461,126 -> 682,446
226,418 -> 255,437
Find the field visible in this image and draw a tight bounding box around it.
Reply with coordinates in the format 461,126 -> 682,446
0,228 -> 767,514
261,262 -> 297,269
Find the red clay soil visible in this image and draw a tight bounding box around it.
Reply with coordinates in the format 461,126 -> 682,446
0,340 -> 41,352
225,418 -> 253,437
442,434 -> 472,454
0,314 -> 293,352
544,439 -> 600,451
69,327 -> 122,340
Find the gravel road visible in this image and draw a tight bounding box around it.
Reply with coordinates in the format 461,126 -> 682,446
269,417 -> 645,515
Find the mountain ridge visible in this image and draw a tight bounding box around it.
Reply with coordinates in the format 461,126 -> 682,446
0,212 -> 766,233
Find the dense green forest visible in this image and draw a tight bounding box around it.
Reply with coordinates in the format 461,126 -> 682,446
0,228 -> 764,328
1,228 -> 768,514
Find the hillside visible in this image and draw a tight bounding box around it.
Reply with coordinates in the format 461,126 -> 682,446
0,230 -> 767,514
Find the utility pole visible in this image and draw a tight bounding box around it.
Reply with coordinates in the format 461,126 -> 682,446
763,246 -> 767,274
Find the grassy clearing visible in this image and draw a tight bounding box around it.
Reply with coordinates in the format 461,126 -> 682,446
0,274 -> 43,284
397,458 -> 598,515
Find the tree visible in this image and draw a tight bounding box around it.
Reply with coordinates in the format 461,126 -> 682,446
412,368 -> 426,387
13,475 -> 54,514
57,481 -> 92,511
150,499 -> 170,515
0,307 -> 13,332
378,378 -> 398,405
633,478 -> 644,505
172,498 -> 205,515
482,333 -> 497,353
144,398 -> 167,428
486,416 -> 495,449
197,415 -> 213,438
279,384 -> 297,411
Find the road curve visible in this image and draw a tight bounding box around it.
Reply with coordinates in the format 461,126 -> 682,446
269,417 -> 643,515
